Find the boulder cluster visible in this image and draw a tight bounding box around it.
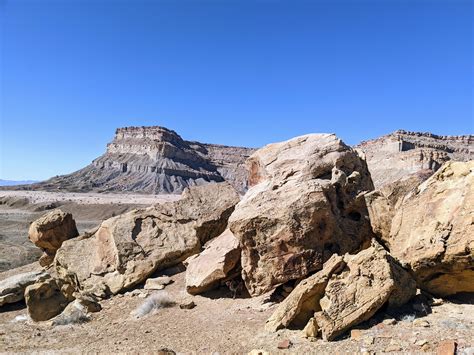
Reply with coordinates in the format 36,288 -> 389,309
0,132 -> 472,340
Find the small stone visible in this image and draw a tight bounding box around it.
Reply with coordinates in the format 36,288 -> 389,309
277,339 -> 291,349
145,276 -> 172,290
138,293 -> 147,298
282,285 -> 293,293
302,317 -> 319,338
415,339 -> 428,347
248,350 -> 270,355
413,319 -> 430,328
382,318 -> 397,325
351,329 -> 363,341
436,340 -> 457,355
179,301 -> 196,310
430,298 -> 444,306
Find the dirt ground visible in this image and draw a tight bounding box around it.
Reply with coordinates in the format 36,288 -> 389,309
0,266 -> 473,354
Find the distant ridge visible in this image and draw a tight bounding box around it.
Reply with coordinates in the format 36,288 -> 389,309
9,126 -> 255,194
356,130 -> 473,188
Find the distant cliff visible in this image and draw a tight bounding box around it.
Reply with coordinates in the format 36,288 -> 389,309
20,126 -> 256,194
356,130 -> 473,188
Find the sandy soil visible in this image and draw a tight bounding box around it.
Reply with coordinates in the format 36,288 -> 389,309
0,267 -> 473,354
0,190 -> 180,206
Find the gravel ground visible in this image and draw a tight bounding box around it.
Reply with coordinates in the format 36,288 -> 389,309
0,268 -> 473,354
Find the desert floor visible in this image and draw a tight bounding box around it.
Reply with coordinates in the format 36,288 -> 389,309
0,191 -> 179,271
0,264 -> 473,354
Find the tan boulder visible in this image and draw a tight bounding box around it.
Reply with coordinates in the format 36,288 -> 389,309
265,254 -> 344,332
55,183 -> 239,297
229,134 -> 374,296
28,209 -> 79,266
388,161 -> 474,296
365,171 -> 429,246
314,241 -> 416,340
25,277 -> 72,321
144,276 -> 172,290
185,229 -> 241,295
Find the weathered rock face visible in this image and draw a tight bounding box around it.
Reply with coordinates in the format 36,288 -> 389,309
55,183 -> 240,297
365,171 -> 430,246
266,241 -> 416,340
28,209 -> 79,266
314,241 -> 416,340
185,229 -> 241,295
265,254 -> 345,332
387,161 -> 474,296
357,130 -> 473,189
0,271 -> 47,306
25,277 -> 72,321
25,126 -> 255,194
229,134 -> 375,296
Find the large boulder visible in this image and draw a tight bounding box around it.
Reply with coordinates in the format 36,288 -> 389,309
266,241 -> 415,339
29,209 -> 79,266
25,277 -> 72,321
314,241 -> 416,340
185,229 -> 241,295
365,171 -> 430,246
0,271 -> 47,306
387,161 -> 474,296
229,134 -> 374,296
265,254 -> 345,332
55,183 -> 239,297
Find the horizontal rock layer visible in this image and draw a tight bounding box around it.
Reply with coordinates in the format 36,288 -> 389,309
17,126 -> 255,194
357,130 -> 473,188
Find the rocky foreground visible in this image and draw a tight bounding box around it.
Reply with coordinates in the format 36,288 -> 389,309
0,132 -> 472,354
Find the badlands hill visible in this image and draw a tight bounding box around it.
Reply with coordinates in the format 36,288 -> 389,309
18,126 -> 255,194
5,126 -> 472,194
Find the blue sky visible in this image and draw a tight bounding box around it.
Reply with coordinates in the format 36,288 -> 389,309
1,0 -> 472,180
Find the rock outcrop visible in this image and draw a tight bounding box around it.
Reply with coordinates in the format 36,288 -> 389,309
54,183 -> 240,297
21,126 -> 255,194
229,134 -> 375,296
387,161 -> 474,296
185,229 -> 241,295
265,254 -> 345,332
0,271 -> 47,306
28,209 -> 79,267
357,130 -> 473,189
313,241 -> 416,340
266,241 -> 416,340
365,171 -> 430,246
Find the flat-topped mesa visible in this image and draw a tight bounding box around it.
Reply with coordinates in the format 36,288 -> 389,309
21,126 -> 256,194
357,130 -> 473,188
106,126 -> 188,156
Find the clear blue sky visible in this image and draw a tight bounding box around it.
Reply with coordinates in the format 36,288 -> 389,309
1,0 -> 472,181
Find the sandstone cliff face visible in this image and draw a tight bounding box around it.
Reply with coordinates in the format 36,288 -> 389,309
26,126 -> 255,194
357,130 -> 473,189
